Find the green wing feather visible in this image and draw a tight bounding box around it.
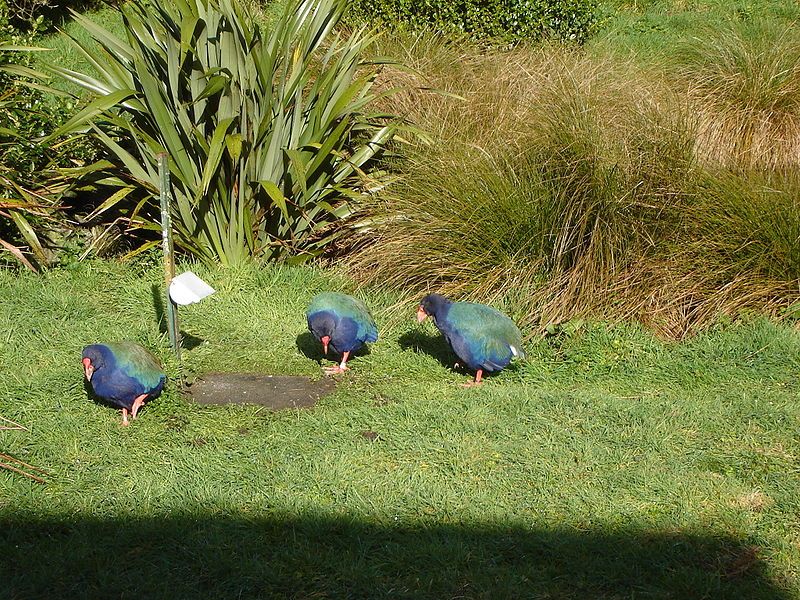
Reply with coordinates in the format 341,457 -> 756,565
448,302 -> 524,360
107,341 -> 165,388
307,292 -> 378,340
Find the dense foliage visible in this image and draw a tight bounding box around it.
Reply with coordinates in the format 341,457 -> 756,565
345,0 -> 599,44
0,1 -> 98,270
49,0 -> 395,266
346,36 -> 800,336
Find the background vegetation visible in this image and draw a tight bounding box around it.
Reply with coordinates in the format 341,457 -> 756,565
345,0 -> 599,44
46,0 -> 395,266
0,1 -> 101,271
1,0 -> 799,336
345,2 -> 800,336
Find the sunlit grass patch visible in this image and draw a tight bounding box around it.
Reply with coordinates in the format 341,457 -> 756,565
0,261 -> 798,597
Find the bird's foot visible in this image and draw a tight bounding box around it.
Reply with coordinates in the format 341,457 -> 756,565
121,408 -> 130,426
131,394 -> 148,420
460,369 -> 483,387
460,381 -> 483,388
323,365 -> 348,376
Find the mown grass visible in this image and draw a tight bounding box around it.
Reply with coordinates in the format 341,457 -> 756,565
592,0 -> 800,60
1,260 -> 799,598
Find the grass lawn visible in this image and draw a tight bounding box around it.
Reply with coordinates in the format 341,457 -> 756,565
1,260 -> 798,598
590,0 -> 800,58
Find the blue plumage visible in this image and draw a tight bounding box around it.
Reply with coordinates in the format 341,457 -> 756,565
82,342 -> 165,425
306,292 -> 378,373
417,293 -> 524,385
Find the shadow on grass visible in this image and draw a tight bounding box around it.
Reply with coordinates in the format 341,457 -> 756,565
399,329 -> 455,367
151,283 -> 205,350
296,330 -> 324,361
0,512 -> 787,599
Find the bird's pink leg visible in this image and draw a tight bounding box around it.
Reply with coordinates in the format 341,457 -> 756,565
324,351 -> 350,375
121,408 -> 130,426
131,394 -> 148,420
461,369 -> 484,388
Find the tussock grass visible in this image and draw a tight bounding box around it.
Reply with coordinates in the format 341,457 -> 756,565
350,34 -> 800,336
675,19 -> 800,168
369,33 -> 548,148
662,169 -> 800,332
1,261 -> 799,597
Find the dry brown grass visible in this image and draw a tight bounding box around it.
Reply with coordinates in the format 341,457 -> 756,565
676,20 -> 800,169
732,490 -> 772,512
346,33 -> 800,337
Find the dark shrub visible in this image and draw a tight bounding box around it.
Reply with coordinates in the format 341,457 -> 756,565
346,0 -> 599,44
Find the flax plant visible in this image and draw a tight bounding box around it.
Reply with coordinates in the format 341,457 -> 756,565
48,0 -> 394,265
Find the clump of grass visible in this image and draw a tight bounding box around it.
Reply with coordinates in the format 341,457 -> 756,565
369,33 -> 559,149
695,169 -> 800,283
675,19 -> 800,168
674,169 -> 800,326
348,41 -> 698,331
349,33 -> 800,336
533,166 -> 800,337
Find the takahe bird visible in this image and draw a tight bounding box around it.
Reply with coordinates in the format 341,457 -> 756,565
417,293 -> 524,386
81,342 -> 166,426
306,292 -> 378,374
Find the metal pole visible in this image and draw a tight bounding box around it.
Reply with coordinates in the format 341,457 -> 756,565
158,153 -> 181,360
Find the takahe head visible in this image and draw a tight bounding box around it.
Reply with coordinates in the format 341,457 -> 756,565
417,293 -> 450,324
81,344 -> 112,382
308,311 -> 336,354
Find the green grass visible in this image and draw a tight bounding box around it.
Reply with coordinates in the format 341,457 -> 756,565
1,260 -> 799,598
592,0 -> 800,60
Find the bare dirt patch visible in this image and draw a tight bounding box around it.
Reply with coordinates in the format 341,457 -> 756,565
185,373 -> 335,410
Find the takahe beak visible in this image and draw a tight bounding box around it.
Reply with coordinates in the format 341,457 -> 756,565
416,307 -> 428,323
321,336 -> 330,355
82,357 -> 94,381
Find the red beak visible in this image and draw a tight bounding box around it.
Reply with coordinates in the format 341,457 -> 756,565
416,307 -> 428,323
321,336 -> 330,355
82,357 -> 94,381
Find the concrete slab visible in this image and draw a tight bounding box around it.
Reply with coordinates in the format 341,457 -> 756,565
185,373 -> 334,410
